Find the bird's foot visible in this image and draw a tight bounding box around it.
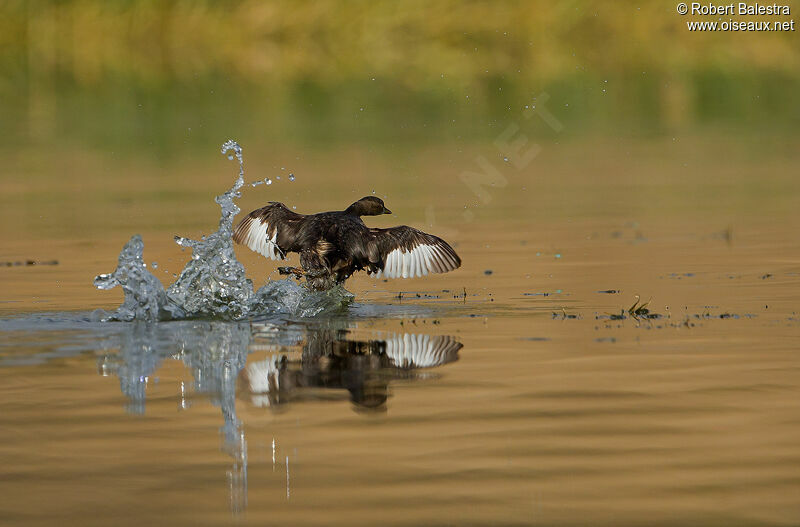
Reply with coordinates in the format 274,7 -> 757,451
277,266 -> 304,279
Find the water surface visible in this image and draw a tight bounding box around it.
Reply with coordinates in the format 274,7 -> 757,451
2,135 -> 800,526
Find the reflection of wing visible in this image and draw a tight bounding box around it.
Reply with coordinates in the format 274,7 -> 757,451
245,355 -> 283,407
383,334 -> 461,368
245,355 -> 282,393
368,226 -> 460,279
233,202 -> 305,260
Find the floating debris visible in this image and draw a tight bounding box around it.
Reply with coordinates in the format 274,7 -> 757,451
628,295 -> 653,318
692,312 -> 755,320
596,295 -> 663,321
597,289 -> 620,294
524,289 -> 563,297
552,308 -> 578,320
1,259 -> 59,267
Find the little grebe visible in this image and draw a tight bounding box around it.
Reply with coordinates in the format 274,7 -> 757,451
233,196 -> 461,290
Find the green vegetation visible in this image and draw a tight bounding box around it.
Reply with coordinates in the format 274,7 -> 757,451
1,1 -> 799,152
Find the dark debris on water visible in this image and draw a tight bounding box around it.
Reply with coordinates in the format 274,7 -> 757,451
552,308 -> 579,320
596,296 -> 663,321
1,259 -> 59,267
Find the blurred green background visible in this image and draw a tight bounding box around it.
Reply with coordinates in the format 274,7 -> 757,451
2,0 -> 798,155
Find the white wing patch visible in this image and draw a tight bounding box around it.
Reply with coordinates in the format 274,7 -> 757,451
370,243 -> 459,279
384,334 -> 461,368
236,216 -> 284,260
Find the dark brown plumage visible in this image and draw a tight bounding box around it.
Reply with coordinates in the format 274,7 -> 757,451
233,196 -> 461,290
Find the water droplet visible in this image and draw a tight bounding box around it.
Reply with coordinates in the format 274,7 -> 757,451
288,174 -> 295,182
360,107 -> 364,112
227,154 -> 234,160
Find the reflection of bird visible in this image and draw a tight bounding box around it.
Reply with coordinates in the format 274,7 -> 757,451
233,196 -> 461,290
244,332 -> 461,411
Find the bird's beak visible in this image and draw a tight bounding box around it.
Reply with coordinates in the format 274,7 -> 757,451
383,207 -> 392,214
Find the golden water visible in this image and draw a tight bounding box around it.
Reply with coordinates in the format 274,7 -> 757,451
1,136 -> 799,526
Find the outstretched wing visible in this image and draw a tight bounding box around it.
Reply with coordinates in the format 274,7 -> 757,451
368,226 -> 461,279
233,202 -> 304,260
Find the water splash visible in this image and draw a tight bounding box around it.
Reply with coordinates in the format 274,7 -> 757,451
251,279 -> 354,318
93,235 -> 181,322
94,140 -> 353,321
164,141 -> 254,319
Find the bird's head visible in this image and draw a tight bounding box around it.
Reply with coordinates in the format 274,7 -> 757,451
346,196 -> 392,216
